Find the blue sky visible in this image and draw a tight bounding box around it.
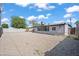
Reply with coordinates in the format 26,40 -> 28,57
1,3 -> 79,27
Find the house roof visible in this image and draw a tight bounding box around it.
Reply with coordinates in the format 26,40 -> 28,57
48,23 -> 66,26
33,23 -> 71,27
76,20 -> 79,24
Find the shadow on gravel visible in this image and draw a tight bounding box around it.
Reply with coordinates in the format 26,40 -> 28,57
45,36 -> 79,56
0,28 -> 3,38
32,32 -> 64,36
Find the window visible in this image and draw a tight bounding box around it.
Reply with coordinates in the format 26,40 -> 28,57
45,26 -> 49,31
37,27 -> 41,31
59,25 -> 62,28
52,27 -> 56,30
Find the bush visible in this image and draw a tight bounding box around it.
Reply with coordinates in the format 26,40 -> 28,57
2,23 -> 9,28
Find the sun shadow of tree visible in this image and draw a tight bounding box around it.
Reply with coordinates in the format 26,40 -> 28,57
0,27 -> 3,37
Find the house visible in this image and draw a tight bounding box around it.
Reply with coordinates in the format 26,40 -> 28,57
33,23 -> 71,35
69,27 -> 75,34
75,20 -> 79,37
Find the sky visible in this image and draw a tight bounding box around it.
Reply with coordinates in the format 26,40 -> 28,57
1,3 -> 79,27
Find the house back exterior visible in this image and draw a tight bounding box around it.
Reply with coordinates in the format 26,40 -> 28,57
75,21 -> 79,37
33,23 -> 70,35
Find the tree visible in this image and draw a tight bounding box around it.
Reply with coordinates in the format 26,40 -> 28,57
11,16 -> 27,29
29,20 -> 42,27
2,23 -> 8,28
32,22 -> 41,27
76,20 -> 79,24
29,20 -> 36,27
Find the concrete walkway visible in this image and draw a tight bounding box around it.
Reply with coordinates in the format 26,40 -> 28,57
0,32 -> 65,56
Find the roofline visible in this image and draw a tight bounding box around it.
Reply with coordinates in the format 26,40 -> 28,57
33,23 -> 67,27
49,23 -> 66,26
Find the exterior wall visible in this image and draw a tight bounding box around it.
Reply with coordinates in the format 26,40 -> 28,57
64,24 -> 69,35
34,24 -> 69,35
48,25 -> 65,35
3,28 -> 26,32
33,27 -> 38,31
34,25 -> 69,35
75,24 -> 79,36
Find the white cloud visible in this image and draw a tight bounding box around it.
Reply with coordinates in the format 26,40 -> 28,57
38,15 -> 48,20
66,18 -> 77,24
58,3 -> 63,5
66,5 -> 79,13
47,13 -> 52,17
64,13 -> 72,18
0,7 -> 3,12
1,0 -> 79,3
48,6 -> 55,9
53,20 -> 65,24
27,16 -> 37,21
34,3 -> 47,9
34,3 -> 55,10
15,3 -> 55,11
15,3 -> 31,7
37,9 -> 42,11
19,16 -> 24,18
27,14 -> 49,21
29,6 -> 33,9
1,18 -> 9,24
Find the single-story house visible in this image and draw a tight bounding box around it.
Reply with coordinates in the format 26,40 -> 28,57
69,27 -> 75,34
33,23 -> 71,35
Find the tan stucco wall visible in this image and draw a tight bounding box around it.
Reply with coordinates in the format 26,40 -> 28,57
64,24 -> 69,35
75,24 -> 79,36
34,24 -> 69,35
48,25 -> 65,35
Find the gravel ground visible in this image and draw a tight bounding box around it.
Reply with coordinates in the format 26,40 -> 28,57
0,32 -> 65,56
45,36 -> 79,56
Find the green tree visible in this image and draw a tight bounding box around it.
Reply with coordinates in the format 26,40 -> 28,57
33,22 -> 41,27
76,20 -> 79,24
29,20 -> 36,27
29,20 -> 41,27
11,16 -> 27,28
2,23 -> 8,28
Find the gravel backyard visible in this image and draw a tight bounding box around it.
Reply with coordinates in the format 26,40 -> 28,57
0,31 -> 79,56
0,31 -> 66,56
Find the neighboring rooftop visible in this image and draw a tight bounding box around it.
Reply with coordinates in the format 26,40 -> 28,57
76,20 -> 79,24
33,23 -> 72,27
